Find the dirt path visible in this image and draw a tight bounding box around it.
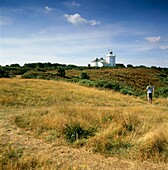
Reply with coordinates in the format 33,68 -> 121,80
0,113 -> 167,170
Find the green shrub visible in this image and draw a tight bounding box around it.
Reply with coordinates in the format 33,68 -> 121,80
63,123 -> 95,143
80,72 -> 90,79
21,70 -> 59,80
155,87 -> 168,98
94,80 -> 106,88
120,87 -> 134,95
57,68 -> 65,77
94,80 -> 121,91
71,77 -> 80,83
0,68 -> 10,78
78,79 -> 95,86
104,82 -> 121,91
21,70 -> 39,78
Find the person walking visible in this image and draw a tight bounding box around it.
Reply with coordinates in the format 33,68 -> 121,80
146,85 -> 154,104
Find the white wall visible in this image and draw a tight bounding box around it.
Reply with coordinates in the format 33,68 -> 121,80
106,55 -> 116,66
109,56 -> 116,66
90,61 -> 104,67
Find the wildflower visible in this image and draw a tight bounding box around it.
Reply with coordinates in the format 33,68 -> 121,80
9,141 -> 13,145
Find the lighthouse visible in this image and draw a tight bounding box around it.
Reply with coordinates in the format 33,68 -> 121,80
106,50 -> 116,66
90,49 -> 116,67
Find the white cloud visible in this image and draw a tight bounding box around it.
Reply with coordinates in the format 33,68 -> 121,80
64,13 -> 100,26
160,45 -> 168,50
64,13 -> 87,25
0,16 -> 12,26
45,6 -> 52,13
145,36 -> 161,43
89,20 -> 101,26
63,1 -> 81,7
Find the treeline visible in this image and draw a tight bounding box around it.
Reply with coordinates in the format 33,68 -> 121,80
0,62 -> 80,78
1,62 -> 168,78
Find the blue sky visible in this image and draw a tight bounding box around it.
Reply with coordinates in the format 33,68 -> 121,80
0,0 -> 168,67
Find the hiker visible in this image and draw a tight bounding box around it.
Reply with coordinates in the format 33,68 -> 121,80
146,85 -> 154,104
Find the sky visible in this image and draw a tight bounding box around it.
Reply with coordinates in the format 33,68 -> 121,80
0,0 -> 168,67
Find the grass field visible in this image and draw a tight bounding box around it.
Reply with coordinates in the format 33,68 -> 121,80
0,78 -> 168,169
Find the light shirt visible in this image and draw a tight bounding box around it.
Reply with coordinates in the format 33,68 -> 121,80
146,86 -> 154,94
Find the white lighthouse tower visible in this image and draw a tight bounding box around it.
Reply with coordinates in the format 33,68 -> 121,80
106,50 -> 116,66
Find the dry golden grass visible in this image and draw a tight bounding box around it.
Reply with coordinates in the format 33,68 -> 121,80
0,78 -> 168,169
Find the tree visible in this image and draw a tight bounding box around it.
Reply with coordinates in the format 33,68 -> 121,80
0,68 -> 10,78
127,64 -> 133,68
23,63 -> 37,69
116,63 -> 125,68
57,67 -> 65,77
10,64 -> 21,67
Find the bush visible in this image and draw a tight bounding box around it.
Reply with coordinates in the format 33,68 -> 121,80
0,68 -> 10,78
94,80 -> 105,88
63,123 -> 95,143
80,72 -> 90,79
78,79 -> 95,87
155,87 -> 168,98
120,87 -> 134,95
21,70 -> 39,78
94,80 -> 121,91
127,64 -> 134,68
57,68 -> 65,77
104,82 -> 121,91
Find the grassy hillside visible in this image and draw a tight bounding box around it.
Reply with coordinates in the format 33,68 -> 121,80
0,78 -> 168,169
21,67 -> 168,97
67,68 -> 161,87
66,68 -> 168,96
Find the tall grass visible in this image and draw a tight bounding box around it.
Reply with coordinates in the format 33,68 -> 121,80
0,78 -> 168,169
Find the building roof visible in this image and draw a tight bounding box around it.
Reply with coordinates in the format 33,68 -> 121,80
91,58 -> 106,62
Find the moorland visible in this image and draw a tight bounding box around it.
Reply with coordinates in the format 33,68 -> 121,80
0,65 -> 168,169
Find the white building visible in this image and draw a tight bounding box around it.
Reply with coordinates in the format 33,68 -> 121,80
90,50 -> 116,67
